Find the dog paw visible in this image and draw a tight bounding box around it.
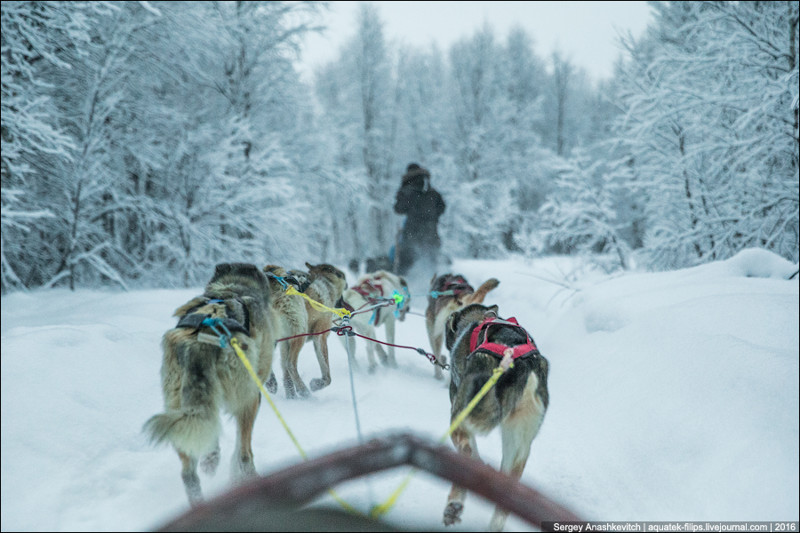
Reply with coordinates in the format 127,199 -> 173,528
309,378 -> 329,391
200,447 -> 220,475
265,373 -> 278,394
443,502 -> 463,526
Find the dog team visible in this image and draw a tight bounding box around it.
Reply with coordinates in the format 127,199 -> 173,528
143,260 -> 549,531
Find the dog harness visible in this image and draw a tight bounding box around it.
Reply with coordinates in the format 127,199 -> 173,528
175,298 -> 250,336
352,279 -> 386,325
430,275 -> 473,299
265,271 -> 310,293
469,316 -> 539,361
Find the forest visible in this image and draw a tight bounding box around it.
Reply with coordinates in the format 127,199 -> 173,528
2,1 -> 798,291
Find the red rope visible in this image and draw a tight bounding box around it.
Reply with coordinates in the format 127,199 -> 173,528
334,326 -> 447,369
275,329 -> 331,343
275,325 -> 447,369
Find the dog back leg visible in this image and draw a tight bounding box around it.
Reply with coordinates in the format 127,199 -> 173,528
488,392 -> 546,531
200,441 -> 220,475
282,338 -> 309,399
309,333 -> 332,391
358,322 -> 383,372
231,395 -> 260,481
179,451 -> 202,506
384,318 -> 398,368
443,427 -> 479,526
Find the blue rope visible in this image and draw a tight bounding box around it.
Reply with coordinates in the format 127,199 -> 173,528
201,317 -> 232,348
430,289 -> 454,299
264,272 -> 289,290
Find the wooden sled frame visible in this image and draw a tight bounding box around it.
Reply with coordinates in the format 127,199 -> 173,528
157,432 -> 583,531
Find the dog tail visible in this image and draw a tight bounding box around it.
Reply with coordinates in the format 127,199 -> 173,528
453,371 -> 503,434
467,278 -> 500,305
143,342 -> 222,458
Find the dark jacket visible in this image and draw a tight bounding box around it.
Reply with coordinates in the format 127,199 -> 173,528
393,171 -> 445,248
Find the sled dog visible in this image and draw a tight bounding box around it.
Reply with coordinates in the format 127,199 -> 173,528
341,270 -> 410,371
442,303 -> 549,532
267,262 -> 347,396
426,273 -> 500,379
262,264 -> 312,399
143,263 -> 275,506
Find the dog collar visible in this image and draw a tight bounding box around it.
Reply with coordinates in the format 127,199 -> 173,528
469,317 -> 539,360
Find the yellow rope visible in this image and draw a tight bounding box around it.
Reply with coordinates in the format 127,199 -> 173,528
285,286 -> 351,318
370,363 -> 512,518
228,336 -> 360,515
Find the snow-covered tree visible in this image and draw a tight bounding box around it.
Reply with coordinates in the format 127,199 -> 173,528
614,1 -> 799,268
1,1 -> 99,290
538,150 -> 632,270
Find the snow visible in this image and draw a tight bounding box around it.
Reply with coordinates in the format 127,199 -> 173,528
2,250 -> 798,531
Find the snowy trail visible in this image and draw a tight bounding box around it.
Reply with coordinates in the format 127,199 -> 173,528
2,251 -> 798,531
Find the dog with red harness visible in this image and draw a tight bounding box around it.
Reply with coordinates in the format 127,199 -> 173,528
442,303 -> 549,532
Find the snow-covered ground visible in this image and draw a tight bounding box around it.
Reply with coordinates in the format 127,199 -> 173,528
2,249 -> 798,531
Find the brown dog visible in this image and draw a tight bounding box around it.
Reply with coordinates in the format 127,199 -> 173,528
264,262 -> 347,396
143,263 -> 275,506
442,303 -> 549,531
262,264 -> 311,399
426,273 -> 500,379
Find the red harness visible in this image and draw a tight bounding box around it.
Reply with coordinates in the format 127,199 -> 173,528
353,279 -> 383,299
353,279 -> 385,324
469,316 -> 539,360
441,276 -> 473,295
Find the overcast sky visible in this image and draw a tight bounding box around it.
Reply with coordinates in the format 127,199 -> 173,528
298,1 -> 654,82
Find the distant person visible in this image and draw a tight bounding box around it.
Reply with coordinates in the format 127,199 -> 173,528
392,163 -> 445,276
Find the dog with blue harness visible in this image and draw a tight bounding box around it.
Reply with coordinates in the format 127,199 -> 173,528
143,263 -> 276,507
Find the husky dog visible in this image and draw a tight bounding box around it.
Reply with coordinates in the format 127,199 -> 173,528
262,265 -> 311,399
442,303 -> 549,532
341,270 -> 410,372
426,273 -> 500,379
269,262 -> 347,395
143,263 -> 275,506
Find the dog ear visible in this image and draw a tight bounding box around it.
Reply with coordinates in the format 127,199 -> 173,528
173,296 -> 208,317
445,310 -> 460,351
485,304 -> 499,318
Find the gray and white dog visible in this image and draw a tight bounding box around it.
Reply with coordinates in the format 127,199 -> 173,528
143,263 -> 275,506
341,269 -> 409,372
442,303 -> 549,532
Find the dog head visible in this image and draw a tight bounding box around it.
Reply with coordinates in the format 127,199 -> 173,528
373,270 -> 411,321
429,272 -> 474,306
445,303 -> 499,351
206,263 -> 270,306
263,264 -> 287,277
305,262 -> 348,295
